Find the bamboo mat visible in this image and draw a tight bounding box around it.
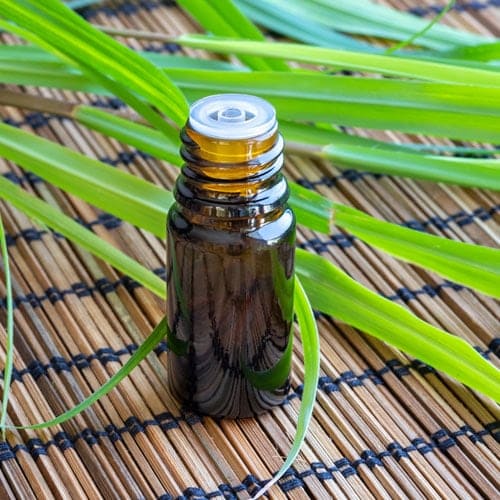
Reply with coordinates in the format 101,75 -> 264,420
0,0 -> 499,498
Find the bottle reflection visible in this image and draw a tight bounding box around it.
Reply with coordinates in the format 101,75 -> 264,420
167,210 -> 295,418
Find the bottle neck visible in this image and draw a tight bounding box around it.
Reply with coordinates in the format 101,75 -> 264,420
174,124 -> 288,227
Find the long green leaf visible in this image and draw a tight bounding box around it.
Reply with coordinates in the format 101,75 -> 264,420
334,204 -> 500,298
75,106 -> 182,166
321,144 -> 500,191
0,122 -> 172,237
166,68 -> 500,144
235,0 -> 374,52
0,215 -> 13,437
289,183 -> 333,234
252,277 -> 320,499
175,35 -> 500,86
0,43 -> 242,71
291,0 -> 487,49
0,176 -> 165,298
5,317 -> 167,430
177,0 -> 288,71
0,19 -> 177,138
439,41 -> 500,62
296,249 -> 500,401
0,0 -> 188,127
5,57 -> 500,144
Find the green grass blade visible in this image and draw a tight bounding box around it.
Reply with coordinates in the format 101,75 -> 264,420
0,122 -> 172,237
289,183 -> 333,233
439,41 -> 500,62
175,35 -> 500,86
334,204 -> 500,298
5,317 -> 167,430
252,277 -> 320,498
5,55 -> 500,143
296,249 -> 500,401
0,43 -> 242,71
0,19 -> 178,137
305,0 -> 487,49
321,144 -> 500,191
75,106 -> 183,166
168,68 -> 500,143
30,0 -> 189,120
235,0 -> 374,52
177,0 -> 288,71
385,0 -> 456,54
0,1 -> 188,127
0,215 -> 13,437
0,176 -> 165,298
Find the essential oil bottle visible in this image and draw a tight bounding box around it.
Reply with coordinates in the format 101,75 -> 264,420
166,94 -> 295,418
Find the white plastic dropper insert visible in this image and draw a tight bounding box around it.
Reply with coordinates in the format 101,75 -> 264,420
188,93 -> 277,140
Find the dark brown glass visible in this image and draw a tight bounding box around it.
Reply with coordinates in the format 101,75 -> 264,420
166,121 -> 295,419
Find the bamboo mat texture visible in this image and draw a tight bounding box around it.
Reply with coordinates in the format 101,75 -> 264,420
0,0 -> 499,498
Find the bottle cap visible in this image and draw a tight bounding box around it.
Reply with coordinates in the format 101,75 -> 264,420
188,94 -> 277,140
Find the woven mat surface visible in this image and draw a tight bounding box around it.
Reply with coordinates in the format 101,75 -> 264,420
0,1 -> 499,498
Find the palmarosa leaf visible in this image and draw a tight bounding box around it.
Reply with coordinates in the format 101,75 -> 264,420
0,0 -> 189,129
5,316 -> 168,430
296,249 -> 500,401
175,34 -> 500,86
0,122 -> 172,237
238,0 -> 488,51
251,277 -> 320,499
0,176 -> 165,298
6,54 -> 500,144
333,205 -> 500,298
177,0 -> 288,71
0,215 -> 13,437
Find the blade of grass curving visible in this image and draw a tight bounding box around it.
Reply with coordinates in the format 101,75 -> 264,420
295,249 -> 500,401
251,277 -> 320,499
283,121 -> 498,156
0,122 -> 172,237
176,0 -> 288,71
167,68 -> 500,143
0,19 -> 179,137
0,176 -> 165,298
175,35 -> 500,86
0,1 -> 188,127
0,215 -> 13,438
4,316 -> 167,431
25,0 -> 189,120
385,0 -> 456,55
333,204 -> 500,298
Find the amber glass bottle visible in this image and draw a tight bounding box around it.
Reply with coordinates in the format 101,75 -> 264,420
166,94 -> 295,418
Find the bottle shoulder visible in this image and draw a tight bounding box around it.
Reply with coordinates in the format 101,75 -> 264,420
168,204 -> 295,245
